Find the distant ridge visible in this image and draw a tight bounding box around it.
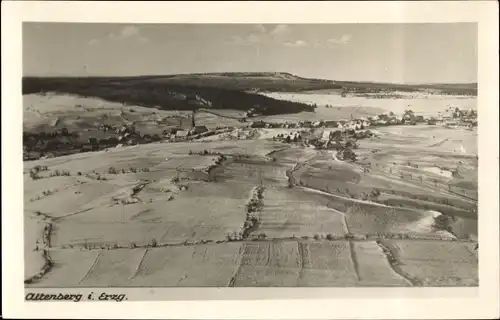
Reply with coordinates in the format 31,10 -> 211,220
22,72 -> 477,91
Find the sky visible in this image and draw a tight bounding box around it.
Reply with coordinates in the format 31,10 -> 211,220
23,23 -> 477,84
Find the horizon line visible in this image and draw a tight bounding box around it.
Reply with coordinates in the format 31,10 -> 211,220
21,72 -> 478,86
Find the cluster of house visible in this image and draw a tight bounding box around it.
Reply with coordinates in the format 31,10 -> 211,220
23,123 -> 167,159
249,107 -> 477,131
250,118 -> 373,130
271,124 -> 374,151
273,131 -> 302,143
305,129 -> 373,150
430,107 -> 478,128
162,125 -> 210,140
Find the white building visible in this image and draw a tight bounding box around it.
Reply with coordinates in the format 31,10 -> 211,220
322,130 -> 331,141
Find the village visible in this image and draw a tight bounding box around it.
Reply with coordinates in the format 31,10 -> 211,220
22,102 -> 477,161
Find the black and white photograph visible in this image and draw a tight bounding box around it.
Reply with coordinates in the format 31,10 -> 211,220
22,21 -> 480,288
2,1 -> 499,319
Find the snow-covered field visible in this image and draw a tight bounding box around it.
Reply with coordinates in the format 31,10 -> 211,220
260,91 -> 477,117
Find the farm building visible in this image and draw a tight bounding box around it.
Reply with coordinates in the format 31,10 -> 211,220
322,130 -> 332,141
163,126 -> 179,135
330,130 -> 343,139
282,131 -> 301,142
300,120 -> 312,127
189,125 -> 209,135
250,121 -> 266,128
51,118 -> 60,127
444,119 -> 460,126
389,118 -> 399,125
176,130 -> 189,138
324,121 -> 338,128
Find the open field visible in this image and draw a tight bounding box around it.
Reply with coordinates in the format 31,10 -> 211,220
24,93 -> 190,131
27,239 -> 477,287
258,186 -> 349,239
259,91 -> 477,119
23,94 -> 249,135
24,215 -> 47,281
381,240 -> 478,286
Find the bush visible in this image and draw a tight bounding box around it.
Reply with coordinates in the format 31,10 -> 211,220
108,167 -> 118,174
370,189 -> 381,198
344,233 -> 354,240
29,171 -> 40,180
226,231 -> 242,242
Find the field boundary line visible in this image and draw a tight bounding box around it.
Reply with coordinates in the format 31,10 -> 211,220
265,242 -> 272,267
296,240 -> 308,284
78,250 -> 103,284
128,248 -> 149,282
375,240 -> 421,286
464,243 -> 479,262
348,240 -> 361,281
329,205 -> 351,235
228,243 -> 246,287
47,234 -> 476,253
52,208 -> 93,221
299,184 -> 417,211
24,249 -> 54,285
